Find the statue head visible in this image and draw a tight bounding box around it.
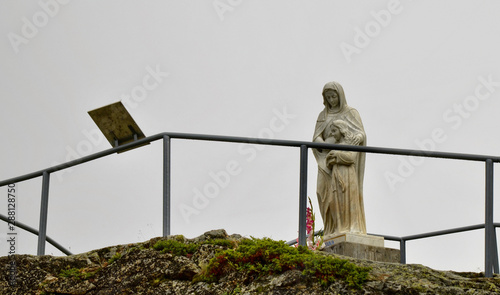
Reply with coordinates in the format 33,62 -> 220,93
322,81 -> 347,111
331,120 -> 354,143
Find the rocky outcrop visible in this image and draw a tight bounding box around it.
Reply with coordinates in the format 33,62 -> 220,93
1,229 -> 499,294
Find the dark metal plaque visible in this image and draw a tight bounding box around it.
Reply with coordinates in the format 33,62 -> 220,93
88,101 -> 148,152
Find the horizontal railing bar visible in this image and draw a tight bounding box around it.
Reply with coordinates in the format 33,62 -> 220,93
286,231 -> 403,245
0,134 -> 165,186
2,132 -> 500,187
0,214 -> 72,256
162,133 -> 500,163
286,230 -> 323,245
402,224 -> 486,241
288,224 -> 493,246
168,132 -> 500,162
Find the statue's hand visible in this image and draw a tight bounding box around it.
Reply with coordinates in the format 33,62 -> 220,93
326,151 -> 337,166
352,134 -> 363,145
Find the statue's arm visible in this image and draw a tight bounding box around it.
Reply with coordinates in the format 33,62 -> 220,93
314,136 -> 325,144
313,121 -> 327,152
337,151 -> 356,164
313,111 -> 327,144
347,109 -> 366,145
327,150 -> 356,166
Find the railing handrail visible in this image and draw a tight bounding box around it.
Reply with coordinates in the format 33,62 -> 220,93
1,131 -> 499,186
288,224 -> 491,244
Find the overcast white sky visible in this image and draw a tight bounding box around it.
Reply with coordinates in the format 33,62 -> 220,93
1,0 -> 500,273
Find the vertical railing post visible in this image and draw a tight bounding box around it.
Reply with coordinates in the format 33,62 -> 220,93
400,238 -> 406,264
485,159 -> 496,277
37,171 -> 50,256
298,145 -> 308,246
494,230 -> 500,273
163,135 -> 171,237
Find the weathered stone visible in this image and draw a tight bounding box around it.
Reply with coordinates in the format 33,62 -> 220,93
191,229 -> 229,243
313,81 -> 368,236
270,270 -> 305,287
191,243 -> 223,268
43,277 -> 96,294
323,241 -> 400,263
323,232 -> 385,247
0,231 -> 499,294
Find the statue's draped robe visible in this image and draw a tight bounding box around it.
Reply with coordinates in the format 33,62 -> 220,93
313,81 -> 367,236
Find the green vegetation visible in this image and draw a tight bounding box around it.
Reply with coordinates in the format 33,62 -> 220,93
152,239 -> 200,256
222,285 -> 242,295
59,267 -> 97,280
195,237 -> 370,289
151,235 -> 370,288
204,238 -> 236,248
108,252 -> 122,264
152,238 -> 236,257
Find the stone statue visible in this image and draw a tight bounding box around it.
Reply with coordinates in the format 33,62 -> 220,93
312,81 -> 367,236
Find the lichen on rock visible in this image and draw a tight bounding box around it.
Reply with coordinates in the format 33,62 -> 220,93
0,229 -> 499,294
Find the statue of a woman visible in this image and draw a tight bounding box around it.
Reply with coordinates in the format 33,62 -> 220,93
312,81 -> 367,236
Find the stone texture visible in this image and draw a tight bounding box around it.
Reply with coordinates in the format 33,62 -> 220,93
313,81 -> 368,236
0,229 -> 499,294
323,241 -> 400,263
323,233 -> 385,248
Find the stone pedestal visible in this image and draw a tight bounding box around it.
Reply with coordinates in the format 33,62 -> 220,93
321,233 -> 400,263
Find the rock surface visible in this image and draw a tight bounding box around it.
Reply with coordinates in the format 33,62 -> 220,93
1,229 -> 499,294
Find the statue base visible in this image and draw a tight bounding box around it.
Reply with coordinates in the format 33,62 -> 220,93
321,233 -> 400,263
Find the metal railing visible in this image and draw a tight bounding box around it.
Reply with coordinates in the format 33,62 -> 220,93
0,132 -> 498,276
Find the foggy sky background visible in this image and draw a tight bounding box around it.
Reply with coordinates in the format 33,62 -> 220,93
1,0 -> 500,273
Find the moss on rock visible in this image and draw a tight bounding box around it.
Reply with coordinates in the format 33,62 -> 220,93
0,229 -> 498,294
